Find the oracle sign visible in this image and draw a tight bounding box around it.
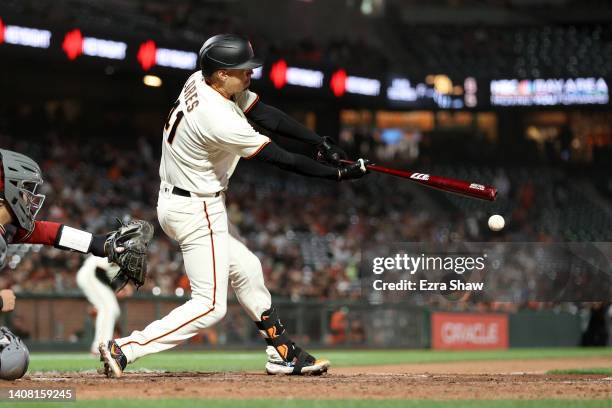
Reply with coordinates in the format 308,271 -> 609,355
431,312 -> 508,350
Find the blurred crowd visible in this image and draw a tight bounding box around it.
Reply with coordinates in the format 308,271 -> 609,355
1,102 -> 611,312
396,24 -> 612,78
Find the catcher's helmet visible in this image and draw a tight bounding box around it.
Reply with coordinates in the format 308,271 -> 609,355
0,149 -> 45,232
0,327 -> 29,380
199,34 -> 262,76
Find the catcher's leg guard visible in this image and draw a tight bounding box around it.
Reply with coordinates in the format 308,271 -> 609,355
255,307 -> 330,375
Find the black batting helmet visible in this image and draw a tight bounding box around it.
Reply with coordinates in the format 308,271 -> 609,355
198,34 -> 262,76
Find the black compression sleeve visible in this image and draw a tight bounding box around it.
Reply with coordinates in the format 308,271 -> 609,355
253,141 -> 339,180
246,101 -> 322,145
89,234 -> 107,257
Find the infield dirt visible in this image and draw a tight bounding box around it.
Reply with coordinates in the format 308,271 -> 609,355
12,357 -> 612,400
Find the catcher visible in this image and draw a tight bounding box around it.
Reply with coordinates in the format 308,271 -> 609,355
0,149 -> 152,288
0,148 -> 153,379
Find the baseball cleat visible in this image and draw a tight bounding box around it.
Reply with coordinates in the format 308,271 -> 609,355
264,346 -> 330,375
99,340 -> 127,378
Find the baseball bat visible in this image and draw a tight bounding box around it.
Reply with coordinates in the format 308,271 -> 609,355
341,160 -> 497,201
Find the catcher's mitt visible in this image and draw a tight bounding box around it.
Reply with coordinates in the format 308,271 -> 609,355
104,219 -> 154,290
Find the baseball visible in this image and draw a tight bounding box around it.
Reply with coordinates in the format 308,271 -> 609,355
488,214 -> 505,231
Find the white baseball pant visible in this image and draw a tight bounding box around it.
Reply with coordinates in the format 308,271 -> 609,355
76,256 -> 120,354
116,184 -> 271,363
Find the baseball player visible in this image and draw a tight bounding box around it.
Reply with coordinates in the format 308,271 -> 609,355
0,149 -> 114,264
76,255 -> 124,355
99,34 -> 368,377
0,148 -> 152,379
0,149 -> 151,283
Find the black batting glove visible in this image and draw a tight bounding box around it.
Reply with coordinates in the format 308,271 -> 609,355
338,158 -> 369,181
317,136 -> 348,167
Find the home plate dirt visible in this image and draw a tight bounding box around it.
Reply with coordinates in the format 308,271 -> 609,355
6,357 -> 612,400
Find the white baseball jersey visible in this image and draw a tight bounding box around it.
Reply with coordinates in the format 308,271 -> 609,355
159,71 -> 270,194
117,71 -> 274,365
76,255 -> 121,354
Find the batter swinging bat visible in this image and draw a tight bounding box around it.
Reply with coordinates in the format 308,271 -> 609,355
341,160 -> 497,201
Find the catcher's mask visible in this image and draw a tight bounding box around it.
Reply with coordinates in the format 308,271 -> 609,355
0,149 -> 45,232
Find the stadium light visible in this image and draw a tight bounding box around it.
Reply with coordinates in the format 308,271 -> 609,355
332,69 -> 380,97
387,78 -> 417,102
490,77 -> 609,106
269,60 -> 323,89
138,40 -> 157,71
270,59 -> 288,89
62,29 -> 127,60
143,75 -> 162,87
251,66 -> 263,80
156,48 -> 197,70
138,39 -> 197,71
286,67 -> 324,88
0,18 -> 51,49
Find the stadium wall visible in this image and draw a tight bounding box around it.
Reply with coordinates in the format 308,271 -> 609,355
0,295 -> 594,351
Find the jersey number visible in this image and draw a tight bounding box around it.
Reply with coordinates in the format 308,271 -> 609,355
164,100 -> 184,145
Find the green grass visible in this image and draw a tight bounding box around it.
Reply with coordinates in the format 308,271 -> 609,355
28,347 -> 612,373
548,367 -> 612,375
7,400 -> 612,408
